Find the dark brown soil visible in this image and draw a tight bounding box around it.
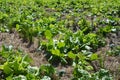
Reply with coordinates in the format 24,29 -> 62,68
0,31 -> 120,80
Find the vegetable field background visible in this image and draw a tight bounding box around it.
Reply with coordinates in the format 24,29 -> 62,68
0,0 -> 120,80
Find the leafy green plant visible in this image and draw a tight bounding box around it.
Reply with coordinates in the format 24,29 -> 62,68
78,18 -> 92,34
39,64 -> 57,80
72,68 -> 113,80
0,45 -> 59,80
107,46 -> 120,56
1,0 -> 120,79
97,26 -> 112,36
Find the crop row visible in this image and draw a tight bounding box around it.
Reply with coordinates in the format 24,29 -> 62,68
0,0 -> 120,79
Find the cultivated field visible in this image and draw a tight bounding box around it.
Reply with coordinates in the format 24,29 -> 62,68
0,0 -> 120,80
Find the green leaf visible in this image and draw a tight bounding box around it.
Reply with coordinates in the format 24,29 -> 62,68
22,54 -> 32,63
51,49 -> 60,56
3,62 -> 13,74
68,51 -> 76,59
86,66 -> 93,71
77,53 -> 86,60
51,49 -> 63,57
57,42 -> 65,48
48,17 -> 56,22
6,75 -> 13,80
44,30 -> 53,39
61,57 -> 67,64
13,75 -> 27,80
0,65 -> 4,69
40,64 -> 55,77
12,60 -> 19,72
90,54 -> 98,61
16,24 -> 21,31
41,76 -> 51,80
27,66 -> 39,76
